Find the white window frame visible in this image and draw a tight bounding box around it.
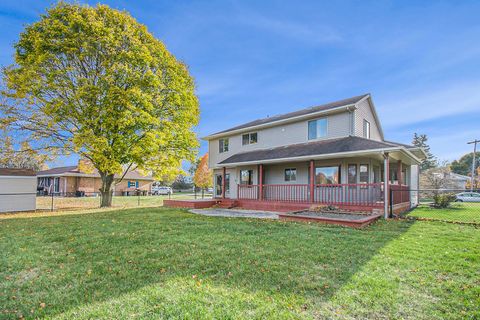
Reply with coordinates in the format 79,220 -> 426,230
308,117 -> 328,140
363,119 -> 370,139
219,138 -> 229,153
284,168 -> 297,182
242,132 -> 258,146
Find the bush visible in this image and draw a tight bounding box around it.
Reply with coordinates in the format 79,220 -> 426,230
432,193 -> 455,208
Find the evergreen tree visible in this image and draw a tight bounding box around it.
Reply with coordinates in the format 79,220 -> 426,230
412,133 -> 437,171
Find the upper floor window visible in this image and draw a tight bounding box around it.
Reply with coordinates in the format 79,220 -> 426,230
242,132 -> 258,145
363,119 -> 370,139
308,118 -> 327,140
284,168 -> 297,181
219,138 -> 229,153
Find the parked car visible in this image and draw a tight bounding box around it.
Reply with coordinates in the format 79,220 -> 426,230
455,192 -> 480,202
152,186 -> 173,195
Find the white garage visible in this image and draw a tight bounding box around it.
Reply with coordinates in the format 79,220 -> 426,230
0,168 -> 36,213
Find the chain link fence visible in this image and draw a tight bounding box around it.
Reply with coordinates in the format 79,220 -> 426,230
1,190 -> 213,213
392,188 -> 480,225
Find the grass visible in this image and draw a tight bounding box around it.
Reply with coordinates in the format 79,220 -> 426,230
1,208 -> 479,319
35,193 -> 207,211
408,202 -> 480,224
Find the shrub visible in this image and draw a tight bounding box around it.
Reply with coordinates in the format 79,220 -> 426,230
432,193 -> 455,208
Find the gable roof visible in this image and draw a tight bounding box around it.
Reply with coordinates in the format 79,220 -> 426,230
204,94 -> 370,139
0,168 -> 36,176
36,166 -> 154,180
219,136 -> 420,165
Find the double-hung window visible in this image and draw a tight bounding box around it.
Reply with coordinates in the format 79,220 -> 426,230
308,118 -> 328,140
359,164 -> 369,183
242,132 -> 258,145
284,168 -> 297,182
240,170 -> 253,185
348,164 -> 357,184
219,138 -> 229,153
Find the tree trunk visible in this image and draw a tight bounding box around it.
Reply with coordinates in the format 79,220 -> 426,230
100,173 -> 115,207
202,188 -> 204,199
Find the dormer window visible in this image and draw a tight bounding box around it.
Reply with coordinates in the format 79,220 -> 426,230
242,132 -> 258,145
219,138 -> 229,153
308,118 -> 328,140
363,119 -> 370,139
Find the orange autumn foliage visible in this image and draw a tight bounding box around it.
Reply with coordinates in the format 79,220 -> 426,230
193,154 -> 213,189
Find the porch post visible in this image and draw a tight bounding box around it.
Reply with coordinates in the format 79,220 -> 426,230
222,167 -> 226,199
309,160 -> 315,203
383,153 -> 390,219
397,160 -> 403,185
258,164 -> 263,201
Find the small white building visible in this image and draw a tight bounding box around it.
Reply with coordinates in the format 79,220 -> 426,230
0,168 -> 36,213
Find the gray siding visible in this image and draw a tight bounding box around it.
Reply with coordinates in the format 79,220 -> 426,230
209,111 -> 352,168
0,176 -> 36,212
354,98 -> 382,141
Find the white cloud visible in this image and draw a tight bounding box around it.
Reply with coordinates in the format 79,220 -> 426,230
378,81 -> 480,127
234,11 -> 342,45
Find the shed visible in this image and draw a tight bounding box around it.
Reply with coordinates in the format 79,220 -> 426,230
0,168 -> 36,213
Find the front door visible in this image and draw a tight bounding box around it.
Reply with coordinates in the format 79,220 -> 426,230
215,175 -> 222,197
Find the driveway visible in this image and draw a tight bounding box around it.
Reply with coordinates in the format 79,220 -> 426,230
189,208 -> 279,219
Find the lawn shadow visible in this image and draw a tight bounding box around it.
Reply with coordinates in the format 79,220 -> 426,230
0,207 -> 415,318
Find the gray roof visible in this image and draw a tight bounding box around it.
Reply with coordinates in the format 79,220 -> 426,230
210,94 -> 369,136
0,168 -> 36,176
37,166 -> 78,175
219,136 -> 415,164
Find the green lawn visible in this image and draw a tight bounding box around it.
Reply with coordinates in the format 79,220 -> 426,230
1,208 -> 479,319
408,202 -> 480,224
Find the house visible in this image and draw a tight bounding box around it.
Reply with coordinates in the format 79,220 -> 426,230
420,168 -> 470,190
0,168 -> 36,213
36,160 -> 154,196
203,94 -> 426,215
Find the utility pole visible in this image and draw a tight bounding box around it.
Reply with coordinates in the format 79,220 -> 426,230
467,139 -> 480,191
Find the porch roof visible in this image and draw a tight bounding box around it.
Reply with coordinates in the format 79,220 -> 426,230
218,136 -> 423,166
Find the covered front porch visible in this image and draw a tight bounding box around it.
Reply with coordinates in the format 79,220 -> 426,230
213,150 -> 418,216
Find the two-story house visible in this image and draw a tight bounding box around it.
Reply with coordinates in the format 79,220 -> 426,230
203,94 -> 425,215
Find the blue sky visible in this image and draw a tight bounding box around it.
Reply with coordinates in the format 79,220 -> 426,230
1,0 -> 479,168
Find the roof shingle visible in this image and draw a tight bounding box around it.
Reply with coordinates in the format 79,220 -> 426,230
219,136 -> 412,164
0,168 -> 36,176
210,94 -> 369,136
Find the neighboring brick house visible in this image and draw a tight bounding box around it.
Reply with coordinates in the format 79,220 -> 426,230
37,161 -> 154,196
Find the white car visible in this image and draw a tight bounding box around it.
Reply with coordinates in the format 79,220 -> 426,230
455,192 -> 480,202
152,186 -> 173,195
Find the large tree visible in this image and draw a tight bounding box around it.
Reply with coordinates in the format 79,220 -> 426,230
1,3 -> 199,206
450,152 -> 480,176
0,132 -> 49,171
412,133 -> 437,171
